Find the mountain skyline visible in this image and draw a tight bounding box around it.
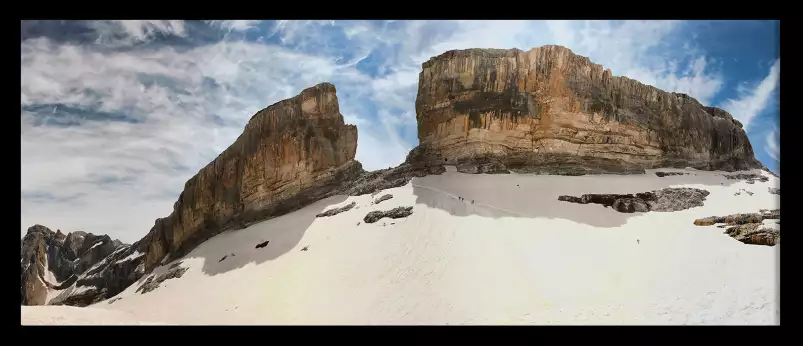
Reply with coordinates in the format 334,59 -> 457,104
21,20 -> 780,242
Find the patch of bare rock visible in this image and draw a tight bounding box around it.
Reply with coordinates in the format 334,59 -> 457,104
135,262 -> 188,294
363,206 -> 414,224
316,202 -> 356,218
724,173 -> 769,184
655,171 -> 688,177
373,194 -> 393,205
344,163 -> 446,196
693,209 -> 780,246
768,187 -> 780,195
558,188 -> 710,213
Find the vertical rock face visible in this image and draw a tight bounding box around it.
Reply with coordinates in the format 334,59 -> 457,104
413,46 -> 761,174
141,82 -> 361,271
20,225 -> 126,306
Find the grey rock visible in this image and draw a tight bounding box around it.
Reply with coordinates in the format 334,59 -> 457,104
20,224 -> 133,306
724,173 -> 769,183
558,188 -> 709,213
136,264 -> 189,295
316,201 -> 357,217
655,171 -> 687,177
649,188 -> 711,212
343,162 -> 445,197
373,194 -> 393,205
612,198 -> 650,213
363,206 -> 414,224
768,187 -> 780,195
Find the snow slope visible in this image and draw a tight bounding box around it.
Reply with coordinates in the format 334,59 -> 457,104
21,306 -> 164,325
22,168 -> 780,325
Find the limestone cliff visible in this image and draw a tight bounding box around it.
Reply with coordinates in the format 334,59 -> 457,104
412,46 -> 761,174
141,82 -> 361,271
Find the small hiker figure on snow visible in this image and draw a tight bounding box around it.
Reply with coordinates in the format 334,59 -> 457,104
637,239 -> 640,244
471,200 -> 474,204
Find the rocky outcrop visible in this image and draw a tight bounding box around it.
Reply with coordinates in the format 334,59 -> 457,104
135,262 -> 188,295
694,209 -> 780,246
558,188 -> 710,213
316,201 -> 356,217
373,194 -> 393,205
694,209 -> 779,226
363,206 -> 414,224
655,171 -> 688,177
20,225 -> 130,306
724,172 -> 769,184
140,83 -> 361,272
343,157 -> 446,196
412,46 -> 761,174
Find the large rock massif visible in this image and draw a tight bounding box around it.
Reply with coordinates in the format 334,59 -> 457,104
21,45 -> 769,307
411,46 -> 761,175
139,82 -> 361,272
20,225 -> 143,306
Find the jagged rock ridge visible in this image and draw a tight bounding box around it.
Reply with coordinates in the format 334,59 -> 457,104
20,225 -> 142,306
411,45 -> 762,174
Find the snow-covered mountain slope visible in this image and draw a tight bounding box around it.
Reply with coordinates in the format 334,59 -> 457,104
22,168 -> 780,325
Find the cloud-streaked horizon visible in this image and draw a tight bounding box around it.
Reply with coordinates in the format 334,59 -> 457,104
21,20 -> 780,242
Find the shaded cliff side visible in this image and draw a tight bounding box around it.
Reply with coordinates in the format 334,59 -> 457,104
20,225 -> 139,306
412,45 -> 761,175
140,82 -> 362,272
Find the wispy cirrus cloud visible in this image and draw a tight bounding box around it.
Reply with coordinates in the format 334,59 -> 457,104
720,59 -> 780,131
765,127 -> 780,162
21,20 -> 777,241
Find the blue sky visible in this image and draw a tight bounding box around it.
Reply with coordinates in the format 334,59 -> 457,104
20,20 -> 780,241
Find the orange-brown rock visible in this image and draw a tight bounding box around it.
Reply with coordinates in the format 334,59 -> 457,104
412,46 -> 762,174
141,83 -> 361,271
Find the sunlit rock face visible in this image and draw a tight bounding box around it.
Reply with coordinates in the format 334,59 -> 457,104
412,46 -> 761,175
142,82 -> 361,272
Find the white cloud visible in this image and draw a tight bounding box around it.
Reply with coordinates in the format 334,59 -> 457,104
87,20 -> 187,47
765,127 -> 780,161
207,20 -> 263,33
21,20 -> 751,241
720,59 -> 780,130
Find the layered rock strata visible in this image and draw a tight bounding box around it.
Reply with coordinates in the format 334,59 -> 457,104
22,43 -> 774,306
140,83 -> 361,272
412,46 -> 761,174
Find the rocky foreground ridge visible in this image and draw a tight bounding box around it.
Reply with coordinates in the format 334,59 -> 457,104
21,45 -> 770,307
20,225 -> 141,306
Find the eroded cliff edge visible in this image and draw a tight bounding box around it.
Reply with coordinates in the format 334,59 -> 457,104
411,46 -> 761,175
140,82 -> 362,271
